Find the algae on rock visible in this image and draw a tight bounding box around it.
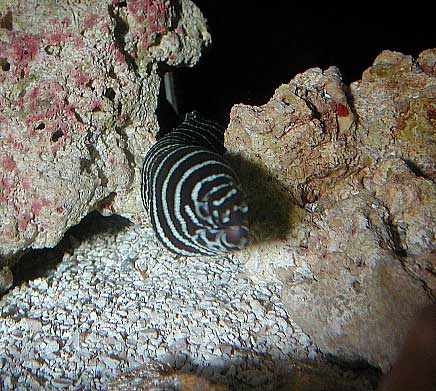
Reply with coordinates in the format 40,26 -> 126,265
0,0 -> 210,289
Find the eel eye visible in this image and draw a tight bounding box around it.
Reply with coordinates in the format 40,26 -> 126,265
197,203 -> 210,219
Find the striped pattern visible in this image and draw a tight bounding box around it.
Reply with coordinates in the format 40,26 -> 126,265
141,111 -> 249,256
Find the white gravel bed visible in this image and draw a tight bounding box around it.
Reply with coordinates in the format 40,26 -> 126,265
0,216 -> 318,390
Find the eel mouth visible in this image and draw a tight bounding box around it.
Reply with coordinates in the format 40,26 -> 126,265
223,225 -> 250,250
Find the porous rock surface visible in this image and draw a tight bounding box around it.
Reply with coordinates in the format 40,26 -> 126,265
0,0 -> 210,288
0,215 -> 378,390
107,360 -> 230,391
226,49 -> 436,371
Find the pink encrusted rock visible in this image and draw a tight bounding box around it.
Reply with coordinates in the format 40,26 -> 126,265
226,50 -> 435,371
0,0 -> 210,280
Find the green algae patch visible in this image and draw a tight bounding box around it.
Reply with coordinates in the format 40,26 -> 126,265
396,98 -> 436,143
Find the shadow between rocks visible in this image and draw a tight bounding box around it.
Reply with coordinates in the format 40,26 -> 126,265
108,353 -> 380,391
227,154 -> 305,245
10,211 -> 132,288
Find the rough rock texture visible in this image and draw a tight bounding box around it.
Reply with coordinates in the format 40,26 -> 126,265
0,0 -> 210,286
108,356 -> 378,391
226,50 -> 436,371
0,214 -> 379,390
108,360 -> 229,391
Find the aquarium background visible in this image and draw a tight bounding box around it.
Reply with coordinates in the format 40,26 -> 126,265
177,2 -> 435,123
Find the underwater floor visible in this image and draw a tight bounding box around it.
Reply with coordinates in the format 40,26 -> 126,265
0,214 -> 377,390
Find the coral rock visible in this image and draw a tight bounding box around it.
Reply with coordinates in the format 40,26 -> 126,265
226,50 -> 435,371
0,0 -> 210,263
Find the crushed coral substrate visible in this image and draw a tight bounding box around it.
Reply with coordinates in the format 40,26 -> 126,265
0,215 -> 317,391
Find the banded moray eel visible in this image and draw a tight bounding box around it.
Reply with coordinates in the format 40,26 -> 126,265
141,111 -> 249,256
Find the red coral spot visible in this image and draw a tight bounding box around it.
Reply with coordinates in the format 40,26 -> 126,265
49,32 -> 69,45
22,175 -> 31,191
74,36 -> 85,48
10,32 -> 39,63
46,98 -> 66,118
0,176 -> 12,200
28,88 -> 40,110
56,206 -> 64,214
51,143 -> 61,153
84,15 -> 99,30
114,49 -> 125,63
30,196 -> 49,215
31,200 -> 42,215
336,103 -> 349,117
17,212 -> 31,233
25,113 -> 46,128
29,87 -> 40,100
41,80 -> 64,94
1,155 -> 16,171
89,98 -> 101,112
136,14 -> 145,24
127,0 -> 142,14
62,17 -> 71,27
72,70 -> 91,87
142,36 -> 151,49
128,0 -> 169,29
29,99 -> 39,112
101,23 -> 110,34
7,134 -> 25,152
17,96 -> 25,107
